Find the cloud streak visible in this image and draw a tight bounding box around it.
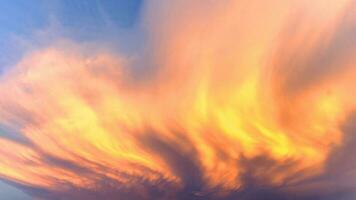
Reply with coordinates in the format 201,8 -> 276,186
0,0 -> 355,199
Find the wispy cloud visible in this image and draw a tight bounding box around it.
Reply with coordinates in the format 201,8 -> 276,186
0,0 -> 355,199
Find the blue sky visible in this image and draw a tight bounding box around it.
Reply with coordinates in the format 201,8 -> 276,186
0,1 -> 142,198
0,0 -> 143,74
0,181 -> 30,200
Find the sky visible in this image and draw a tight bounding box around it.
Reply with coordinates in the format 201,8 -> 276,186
0,0 -> 142,73
0,0 -> 355,200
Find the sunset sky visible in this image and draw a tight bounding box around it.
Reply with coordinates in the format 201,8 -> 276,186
0,1 -> 355,200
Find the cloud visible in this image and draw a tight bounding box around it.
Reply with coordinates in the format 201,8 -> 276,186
270,0 -> 356,96
0,0 -> 355,200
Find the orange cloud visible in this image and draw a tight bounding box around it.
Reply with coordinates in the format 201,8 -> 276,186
0,0 -> 355,199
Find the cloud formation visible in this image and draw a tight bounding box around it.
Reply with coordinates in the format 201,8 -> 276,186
0,0 -> 355,199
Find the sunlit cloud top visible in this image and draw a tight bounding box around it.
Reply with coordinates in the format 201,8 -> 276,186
0,1 -> 355,200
